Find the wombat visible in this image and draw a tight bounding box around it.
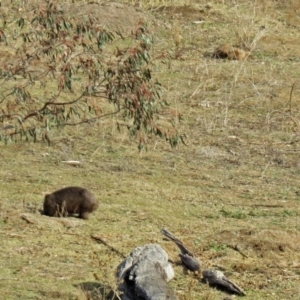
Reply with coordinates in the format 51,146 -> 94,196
43,186 -> 98,220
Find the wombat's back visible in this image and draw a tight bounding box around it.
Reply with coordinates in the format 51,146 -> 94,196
51,186 -> 96,200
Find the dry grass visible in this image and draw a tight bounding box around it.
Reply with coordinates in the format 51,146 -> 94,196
0,0 -> 300,299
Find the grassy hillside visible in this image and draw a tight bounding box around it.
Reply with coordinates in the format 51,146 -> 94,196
0,0 -> 299,299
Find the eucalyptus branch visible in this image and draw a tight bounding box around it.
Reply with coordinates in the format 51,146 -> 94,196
0,0 -> 182,148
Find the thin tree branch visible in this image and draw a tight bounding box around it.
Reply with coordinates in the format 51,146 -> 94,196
64,108 -> 122,126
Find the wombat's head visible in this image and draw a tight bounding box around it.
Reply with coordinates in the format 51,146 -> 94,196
43,194 -> 56,216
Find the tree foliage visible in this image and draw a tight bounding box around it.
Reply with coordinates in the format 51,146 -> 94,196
0,1 -> 183,148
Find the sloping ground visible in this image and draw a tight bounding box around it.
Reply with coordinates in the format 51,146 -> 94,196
0,1 -> 300,300
62,2 -> 157,32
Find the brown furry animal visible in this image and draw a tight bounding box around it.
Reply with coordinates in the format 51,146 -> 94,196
212,44 -> 251,61
43,186 -> 98,220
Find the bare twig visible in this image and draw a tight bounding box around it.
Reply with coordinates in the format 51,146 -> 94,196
226,203 -> 284,208
91,234 -> 126,258
61,160 -> 81,166
261,160 -> 271,179
226,244 -> 248,259
288,82 -> 296,116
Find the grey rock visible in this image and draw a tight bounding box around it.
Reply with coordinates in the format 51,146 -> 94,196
117,244 -> 178,300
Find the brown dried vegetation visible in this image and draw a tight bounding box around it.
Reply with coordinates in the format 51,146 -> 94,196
212,44 -> 252,61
